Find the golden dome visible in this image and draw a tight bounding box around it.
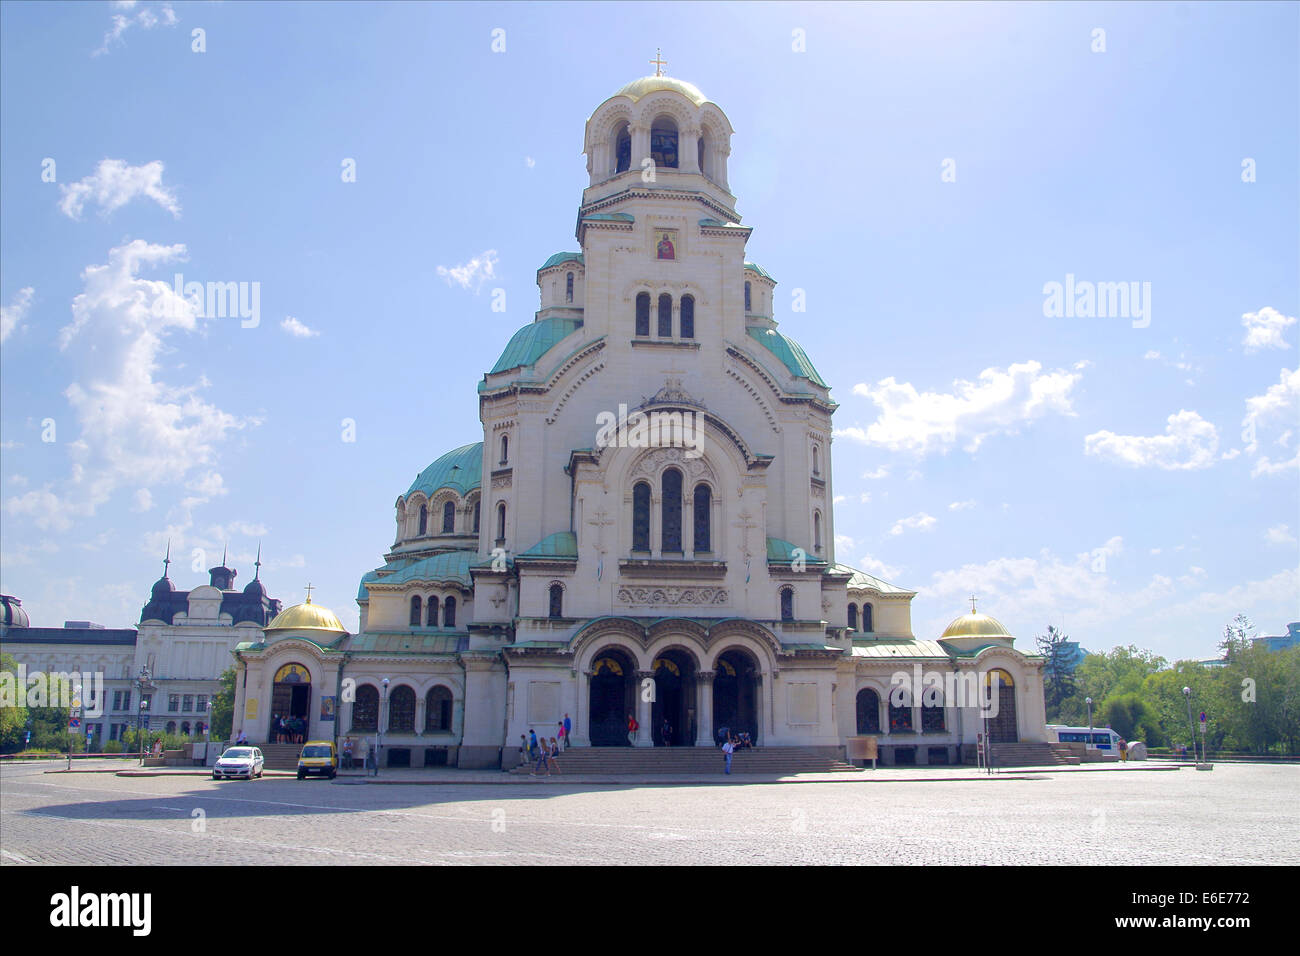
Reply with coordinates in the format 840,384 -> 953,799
265,598 -> 345,634
941,611 -> 1013,640
613,75 -> 707,106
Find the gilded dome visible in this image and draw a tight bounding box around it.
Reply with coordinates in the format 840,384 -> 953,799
613,75 -> 707,106
941,611 -> 1013,640
265,599 -> 346,634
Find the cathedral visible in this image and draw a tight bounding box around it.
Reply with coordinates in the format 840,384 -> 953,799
231,70 -> 1049,769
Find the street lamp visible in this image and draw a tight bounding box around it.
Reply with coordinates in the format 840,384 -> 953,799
1182,686 -> 1197,765
376,677 -> 390,777
135,666 -> 155,766
67,682 -> 82,771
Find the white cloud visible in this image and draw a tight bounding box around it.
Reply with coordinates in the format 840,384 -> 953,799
1242,306 -> 1296,353
834,534 -> 855,551
1243,368 -> 1300,475
948,499 -> 976,511
58,159 -> 180,219
1265,524 -> 1297,546
280,316 -> 319,338
1084,409 -> 1219,470
94,2 -> 177,56
861,466 -> 889,479
856,554 -> 902,580
524,157 -> 536,168
0,286 -> 34,343
1144,350 -> 1161,360
436,250 -> 499,291
838,360 -> 1082,455
132,488 -> 153,512
889,512 -> 937,536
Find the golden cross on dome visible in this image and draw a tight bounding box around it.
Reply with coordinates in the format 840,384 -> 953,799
650,48 -> 667,76
305,582 -> 315,604
969,594 -> 978,613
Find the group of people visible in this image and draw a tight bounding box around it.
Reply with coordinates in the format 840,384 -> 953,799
717,729 -> 754,774
270,713 -> 306,744
521,718 -> 571,776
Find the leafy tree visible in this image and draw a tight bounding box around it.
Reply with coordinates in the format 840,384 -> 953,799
0,653 -> 29,753
1036,625 -> 1076,720
209,668 -> 236,740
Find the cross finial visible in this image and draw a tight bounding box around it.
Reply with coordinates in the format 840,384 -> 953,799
162,539 -> 171,576
222,541 -> 228,567
304,582 -> 314,604
970,594 -> 978,614
254,542 -> 262,580
650,48 -> 667,77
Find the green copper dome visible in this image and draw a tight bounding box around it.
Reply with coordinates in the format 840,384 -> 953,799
405,442 -> 482,500
489,316 -> 584,375
747,327 -> 827,388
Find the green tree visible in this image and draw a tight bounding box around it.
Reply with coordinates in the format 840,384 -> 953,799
209,668 -> 236,740
1035,625 -> 1076,721
0,652 -> 30,753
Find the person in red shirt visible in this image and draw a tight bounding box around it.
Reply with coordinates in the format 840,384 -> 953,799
627,713 -> 639,745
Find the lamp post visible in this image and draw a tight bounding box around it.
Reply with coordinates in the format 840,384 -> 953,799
1182,686 -> 1197,765
67,682 -> 82,771
376,677 -> 390,777
1085,696 -> 1093,755
135,666 -> 154,766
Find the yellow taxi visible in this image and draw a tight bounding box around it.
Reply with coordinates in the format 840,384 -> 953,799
296,740 -> 338,780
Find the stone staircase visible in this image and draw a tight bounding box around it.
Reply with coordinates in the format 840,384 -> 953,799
510,746 -> 860,775
990,742 -> 1079,768
251,743 -> 302,771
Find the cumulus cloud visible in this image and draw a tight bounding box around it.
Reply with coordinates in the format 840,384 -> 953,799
1242,368 -> 1300,476
4,239 -> 250,532
1242,307 -> 1296,353
436,250 -> 499,291
889,512 -> 937,536
59,159 -> 180,219
1264,524 -> 1296,546
1084,410 -> 1219,470
948,499 -> 976,511
0,286 -> 34,343
856,554 -> 903,581
280,316 -> 319,338
838,360 -> 1082,455
94,2 -> 178,56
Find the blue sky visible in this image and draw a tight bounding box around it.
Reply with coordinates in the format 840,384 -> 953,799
1,1 -> 1296,660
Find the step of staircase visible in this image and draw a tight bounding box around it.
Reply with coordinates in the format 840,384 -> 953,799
509,746 -> 860,775
989,742 -> 1079,767
250,743 -> 303,771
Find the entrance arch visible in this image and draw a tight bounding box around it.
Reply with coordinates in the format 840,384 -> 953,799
713,648 -> 760,744
588,648 -> 637,746
650,648 -> 696,746
270,662 -> 312,741
986,669 -> 1018,743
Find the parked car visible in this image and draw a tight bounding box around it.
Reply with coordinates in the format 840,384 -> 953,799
212,746 -> 264,780
296,740 -> 338,780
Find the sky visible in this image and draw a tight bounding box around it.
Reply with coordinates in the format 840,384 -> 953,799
1,1 -> 1296,662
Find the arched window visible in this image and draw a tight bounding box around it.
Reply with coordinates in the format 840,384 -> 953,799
889,692 -> 913,733
697,134 -> 707,177
614,121 -> 631,174
780,587 -> 794,621
650,115 -> 678,168
632,481 -> 651,552
856,688 -> 881,734
180,721 -> 191,736
496,502 -> 506,542
744,281 -> 752,312
409,595 -> 422,626
165,721 -> 177,734
658,293 -> 673,337
427,596 -> 440,627
565,272 -> 574,303
635,292 -> 650,336
500,435 -> 509,464
812,445 -> 820,475
680,295 -> 694,338
693,484 -> 711,552
661,468 -> 683,552
472,501 -> 480,533
417,503 -> 427,535
388,685 -> 415,733
814,512 -> 822,553
352,684 -> 378,732
922,686 -> 946,733
442,501 -> 455,534
549,584 -> 564,618
426,686 -> 453,733
862,603 -> 874,633
443,596 -> 457,628
848,603 -> 858,630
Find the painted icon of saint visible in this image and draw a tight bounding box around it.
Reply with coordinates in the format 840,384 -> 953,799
657,233 -> 675,260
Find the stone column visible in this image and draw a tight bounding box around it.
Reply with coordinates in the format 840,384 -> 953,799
635,670 -> 655,747
414,696 -> 425,738
650,494 -> 662,558
680,126 -> 700,174
573,671 -> 592,747
696,670 -> 715,746
631,124 -> 650,170
683,492 -> 694,554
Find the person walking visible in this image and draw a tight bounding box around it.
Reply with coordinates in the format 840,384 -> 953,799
557,721 -> 567,751
546,737 -> 562,774
564,713 -> 572,746
722,736 -> 735,774
529,728 -> 539,760
661,717 -> 672,747
627,713 -> 639,745
520,734 -> 530,766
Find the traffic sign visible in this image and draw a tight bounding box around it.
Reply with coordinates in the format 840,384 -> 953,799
69,717 -> 80,729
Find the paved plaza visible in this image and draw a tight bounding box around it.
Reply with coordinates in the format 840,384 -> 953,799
1,760 -> 1296,866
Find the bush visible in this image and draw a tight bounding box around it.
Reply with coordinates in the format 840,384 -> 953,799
103,740 -> 123,754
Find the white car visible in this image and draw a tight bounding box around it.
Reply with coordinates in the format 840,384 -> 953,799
213,746 -> 264,780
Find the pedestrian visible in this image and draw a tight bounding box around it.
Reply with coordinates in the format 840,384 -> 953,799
1119,739 -> 1128,762
236,729 -> 248,746
529,728 -> 539,759
342,737 -> 354,769
546,737 -> 562,774
520,734 -> 529,765
531,736 -> 551,776
661,717 -> 672,747
564,712 -> 572,746
557,721 -> 567,751
722,736 -> 735,774
627,713 -> 639,745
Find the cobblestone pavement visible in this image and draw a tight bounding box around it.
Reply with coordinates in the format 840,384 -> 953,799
2,760 -> 1296,865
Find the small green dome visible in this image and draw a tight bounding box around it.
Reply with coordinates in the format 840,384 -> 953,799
406,442 -> 482,500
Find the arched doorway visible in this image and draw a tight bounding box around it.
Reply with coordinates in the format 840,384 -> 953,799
589,648 -> 637,746
650,649 -> 696,746
856,688 -> 881,734
986,669 -> 1018,743
713,648 -> 760,744
270,662 -> 312,741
